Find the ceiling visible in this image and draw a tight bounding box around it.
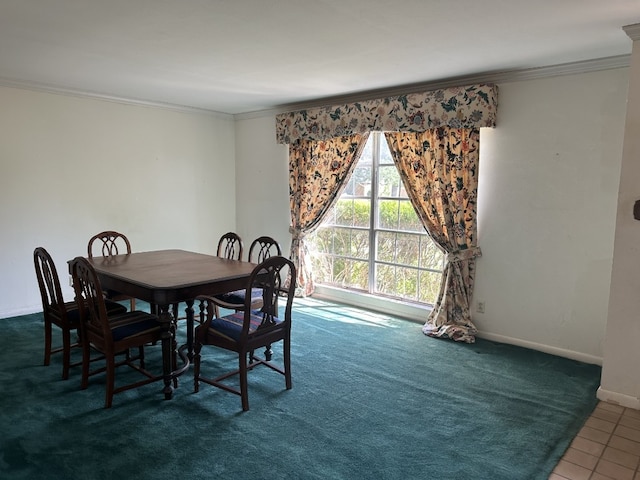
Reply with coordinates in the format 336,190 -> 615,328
1,0 -> 639,115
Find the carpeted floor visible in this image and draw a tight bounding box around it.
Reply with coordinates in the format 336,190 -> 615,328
0,298 -> 601,479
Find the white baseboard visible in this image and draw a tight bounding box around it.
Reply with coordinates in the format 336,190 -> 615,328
312,286 -> 604,366
476,331 -> 603,366
596,387 -> 640,410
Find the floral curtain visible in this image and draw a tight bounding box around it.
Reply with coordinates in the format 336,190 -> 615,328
385,128 -> 481,343
289,133 -> 370,296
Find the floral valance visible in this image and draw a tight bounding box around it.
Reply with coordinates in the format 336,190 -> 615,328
275,83 -> 498,144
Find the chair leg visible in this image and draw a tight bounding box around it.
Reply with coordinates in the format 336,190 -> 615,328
43,320 -> 52,366
264,345 -> 273,362
284,336 -> 292,390
239,352 -> 249,412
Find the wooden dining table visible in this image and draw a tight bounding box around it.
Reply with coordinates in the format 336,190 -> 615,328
79,249 -> 257,400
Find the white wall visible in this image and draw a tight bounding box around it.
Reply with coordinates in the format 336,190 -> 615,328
234,115 -> 291,256
474,69 -> 628,363
599,28 -> 640,409
235,68 -> 630,364
0,86 -> 237,318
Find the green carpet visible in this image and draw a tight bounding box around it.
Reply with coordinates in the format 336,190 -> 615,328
0,297 -> 600,479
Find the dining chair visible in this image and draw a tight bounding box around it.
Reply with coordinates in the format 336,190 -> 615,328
193,255 -> 296,411
217,231 -> 244,261
70,256 -> 166,408
87,230 -> 136,311
33,247 -> 127,380
215,235 -> 281,307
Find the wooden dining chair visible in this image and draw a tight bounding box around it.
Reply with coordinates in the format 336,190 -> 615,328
70,256 -> 166,408
33,247 -> 127,380
215,235 -> 281,307
87,230 -> 136,311
193,255 -> 296,411
217,231 -> 244,261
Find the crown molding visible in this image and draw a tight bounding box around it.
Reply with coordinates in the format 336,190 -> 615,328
236,54 -> 631,120
623,23 -> 640,41
0,76 -> 233,119
0,55 -> 630,121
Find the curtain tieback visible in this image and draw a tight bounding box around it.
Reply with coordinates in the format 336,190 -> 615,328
445,246 -> 482,263
289,226 -> 303,243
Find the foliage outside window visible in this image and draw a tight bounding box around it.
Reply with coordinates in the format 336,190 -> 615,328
308,133 -> 444,305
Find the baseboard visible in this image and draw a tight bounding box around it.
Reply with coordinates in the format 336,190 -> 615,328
477,331 -> 603,366
596,387 -> 640,410
312,287 -> 603,366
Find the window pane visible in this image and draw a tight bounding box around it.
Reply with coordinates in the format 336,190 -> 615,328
375,264 -> 395,295
376,231 -> 396,263
351,229 -> 369,259
335,199 -> 353,226
419,270 -> 442,304
396,266 -> 418,300
378,199 -> 399,229
308,132 -> 444,307
331,227 -> 350,256
398,200 -> 423,232
420,237 -> 445,270
352,199 -> 370,227
395,232 -> 420,267
375,264 -> 418,301
336,258 -> 368,290
378,165 -> 401,197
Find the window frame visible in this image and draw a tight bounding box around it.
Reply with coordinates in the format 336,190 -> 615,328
310,132 -> 445,306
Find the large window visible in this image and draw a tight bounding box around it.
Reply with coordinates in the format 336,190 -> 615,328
308,132 -> 444,305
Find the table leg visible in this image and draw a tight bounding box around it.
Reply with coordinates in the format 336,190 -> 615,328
158,305 -> 174,400
185,299 -> 195,362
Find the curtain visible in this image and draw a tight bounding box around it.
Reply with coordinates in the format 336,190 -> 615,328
385,128 -> 481,343
275,84 -> 498,144
288,133 -> 370,296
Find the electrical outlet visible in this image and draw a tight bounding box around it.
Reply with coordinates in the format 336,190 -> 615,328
476,301 -> 485,314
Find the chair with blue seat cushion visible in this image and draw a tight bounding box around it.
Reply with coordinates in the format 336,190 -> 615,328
215,235 -> 281,307
33,247 -> 127,380
70,256 -> 166,408
193,255 -> 296,411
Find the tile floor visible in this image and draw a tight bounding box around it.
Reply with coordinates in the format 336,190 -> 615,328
550,401 -> 640,480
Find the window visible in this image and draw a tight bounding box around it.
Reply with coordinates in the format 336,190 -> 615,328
308,132 -> 444,305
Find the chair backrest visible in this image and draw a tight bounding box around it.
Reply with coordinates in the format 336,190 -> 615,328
217,232 -> 244,260
87,231 -> 132,258
70,256 -> 112,344
33,247 -> 67,321
241,255 -> 296,339
248,236 -> 282,264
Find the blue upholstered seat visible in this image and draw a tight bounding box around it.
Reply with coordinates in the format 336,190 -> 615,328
208,310 -> 283,342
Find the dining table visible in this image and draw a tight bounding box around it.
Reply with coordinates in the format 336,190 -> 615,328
76,249 -> 257,400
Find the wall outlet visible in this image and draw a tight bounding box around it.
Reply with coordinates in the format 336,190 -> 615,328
476,301 -> 485,314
